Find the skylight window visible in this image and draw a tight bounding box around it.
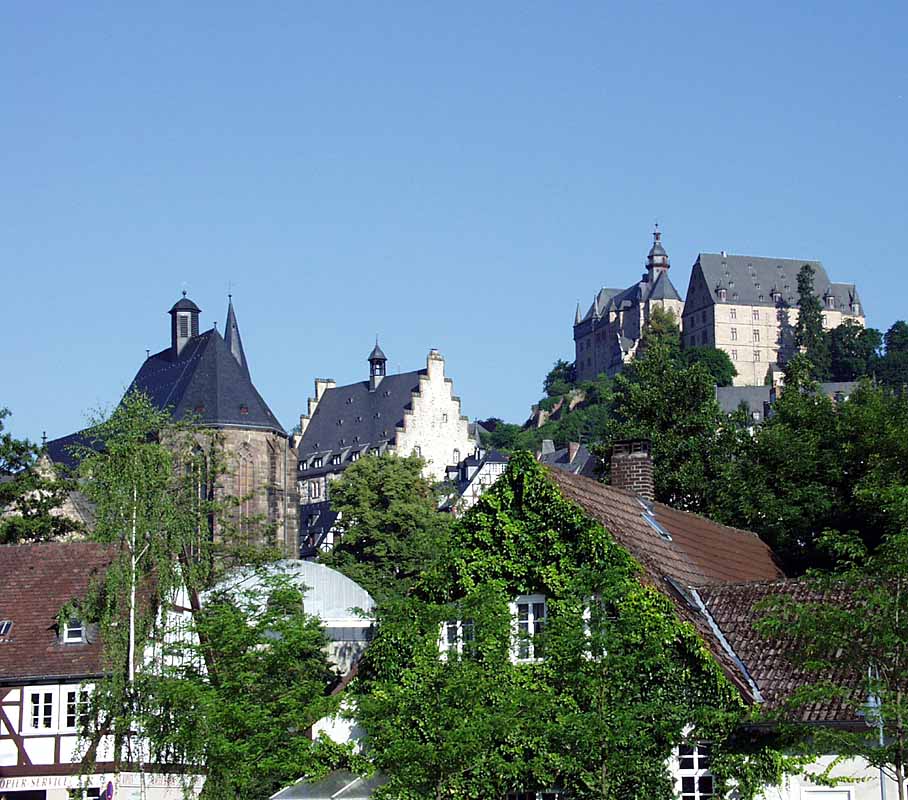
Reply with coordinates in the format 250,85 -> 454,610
638,499 -> 672,541
0,620 -> 12,637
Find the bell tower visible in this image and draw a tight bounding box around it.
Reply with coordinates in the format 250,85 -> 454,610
169,291 -> 201,357
368,340 -> 387,391
646,224 -> 671,282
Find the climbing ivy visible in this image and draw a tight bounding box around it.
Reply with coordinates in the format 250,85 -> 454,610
355,452 -> 799,799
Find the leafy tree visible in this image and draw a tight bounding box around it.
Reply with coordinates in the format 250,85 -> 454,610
143,572 -> 354,800
719,362 -> 908,573
639,306 -> 681,354
318,453 -> 451,601
757,527 -> 908,800
543,359 -> 577,398
826,319 -> 881,381
876,321 -> 908,390
355,454 -> 793,799
793,264 -> 830,380
592,341 -> 735,512
0,407 -> 82,543
681,346 -> 737,387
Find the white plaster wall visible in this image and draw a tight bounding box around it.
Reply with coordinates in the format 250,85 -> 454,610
394,351 -> 474,482
756,755 -> 898,800
23,735 -> 55,764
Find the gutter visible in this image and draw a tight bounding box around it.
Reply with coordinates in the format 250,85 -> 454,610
689,588 -> 764,704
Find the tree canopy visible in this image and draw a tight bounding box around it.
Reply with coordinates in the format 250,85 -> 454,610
793,264 -> 830,380
354,453 -> 792,799
0,407 -> 82,543
317,453 -> 452,602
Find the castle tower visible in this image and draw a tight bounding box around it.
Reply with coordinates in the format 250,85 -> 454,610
646,224 -> 671,283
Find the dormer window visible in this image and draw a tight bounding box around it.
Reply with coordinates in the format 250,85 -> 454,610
63,618 -> 84,644
717,287 -> 727,302
350,451 -> 360,462
331,454 -> 341,466
826,293 -> 837,309
852,302 -> 860,315
239,405 -> 249,416
771,290 -> 782,303
311,457 -> 323,469
0,619 -> 12,637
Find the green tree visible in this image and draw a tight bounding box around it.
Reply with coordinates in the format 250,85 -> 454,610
318,453 -> 451,601
143,572 -> 353,800
0,407 -> 82,543
639,306 -> 681,354
876,321 -> 908,390
757,527 -> 908,800
592,341 -> 734,512
720,363 -> 908,572
793,264 -> 830,380
681,346 -> 738,387
543,359 -> 577,398
356,454 -> 791,799
826,319 -> 881,381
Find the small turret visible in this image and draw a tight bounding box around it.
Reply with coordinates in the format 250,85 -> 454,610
169,291 -> 201,357
368,339 -> 387,391
646,224 -> 670,282
574,302 -> 582,326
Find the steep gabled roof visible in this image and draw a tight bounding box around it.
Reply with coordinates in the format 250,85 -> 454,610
545,469 -> 784,702
298,371 -> 425,461
690,253 -> 862,311
125,328 -> 285,435
0,542 -> 112,682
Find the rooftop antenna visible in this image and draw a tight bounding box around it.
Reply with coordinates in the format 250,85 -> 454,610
145,349 -> 150,358
41,431 -> 47,448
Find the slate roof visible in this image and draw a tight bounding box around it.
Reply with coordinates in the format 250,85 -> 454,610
716,386 -> 772,416
690,253 -> 862,312
546,469 -> 784,701
223,297 -> 249,379
126,328 -> 285,435
648,270 -> 682,301
298,371 -> 426,465
698,581 -> 860,721
0,542 -> 112,682
539,444 -> 597,477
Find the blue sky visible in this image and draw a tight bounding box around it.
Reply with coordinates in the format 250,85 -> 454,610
2,2 -> 907,441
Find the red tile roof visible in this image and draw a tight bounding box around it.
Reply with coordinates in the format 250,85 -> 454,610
698,580 -> 860,722
547,469 -> 783,587
546,469 -> 785,703
0,542 -> 112,682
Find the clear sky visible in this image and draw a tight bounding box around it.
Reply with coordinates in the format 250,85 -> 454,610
2,2 -> 906,441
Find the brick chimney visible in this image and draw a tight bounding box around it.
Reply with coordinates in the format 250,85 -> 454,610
609,440 -> 654,500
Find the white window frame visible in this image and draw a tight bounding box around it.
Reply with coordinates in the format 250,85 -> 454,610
24,686 -> 57,732
309,480 -> 321,500
511,594 -> 546,662
438,618 -> 475,659
730,307 -> 737,319
61,683 -> 92,732
677,742 -> 715,800
63,618 -> 84,644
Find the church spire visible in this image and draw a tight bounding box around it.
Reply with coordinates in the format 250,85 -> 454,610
574,302 -> 582,325
224,295 -> 249,376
